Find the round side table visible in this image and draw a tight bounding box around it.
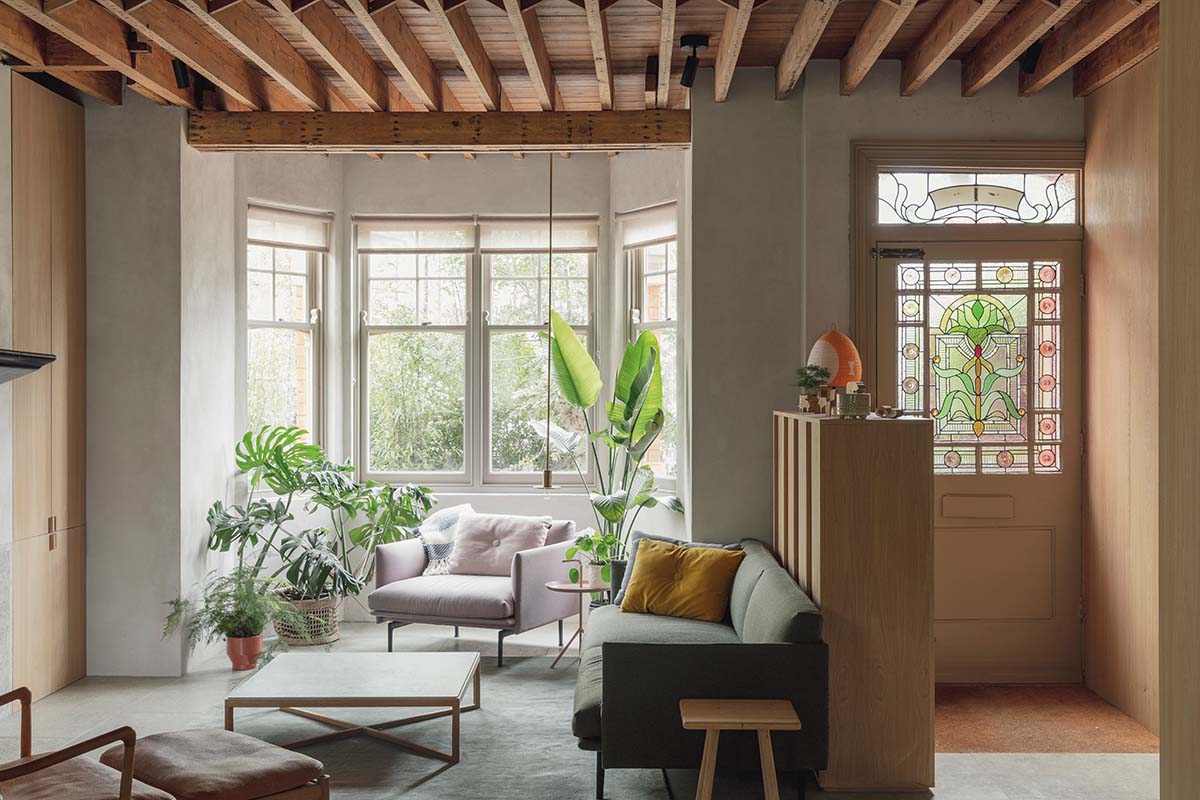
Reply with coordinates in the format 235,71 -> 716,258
544,580 -> 609,668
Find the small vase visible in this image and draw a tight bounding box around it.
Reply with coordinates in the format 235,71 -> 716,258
227,634 -> 263,671
585,563 -> 606,586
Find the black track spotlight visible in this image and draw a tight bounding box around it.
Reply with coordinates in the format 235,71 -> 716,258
679,33 -> 709,88
171,58 -> 190,90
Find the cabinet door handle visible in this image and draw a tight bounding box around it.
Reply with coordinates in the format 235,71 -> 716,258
47,516 -> 55,533
48,533 -> 57,551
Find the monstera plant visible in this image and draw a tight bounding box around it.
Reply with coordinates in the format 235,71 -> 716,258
546,310 -> 683,584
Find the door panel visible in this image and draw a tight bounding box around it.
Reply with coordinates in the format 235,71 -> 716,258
876,240 -> 1083,683
13,527 -> 86,701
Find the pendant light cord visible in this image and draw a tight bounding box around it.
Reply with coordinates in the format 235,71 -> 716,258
544,153 -> 554,486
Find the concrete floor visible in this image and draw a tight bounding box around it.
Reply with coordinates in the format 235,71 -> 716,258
0,621 -> 1161,799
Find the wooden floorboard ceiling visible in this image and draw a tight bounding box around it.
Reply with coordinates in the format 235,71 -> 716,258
0,0 -> 1159,150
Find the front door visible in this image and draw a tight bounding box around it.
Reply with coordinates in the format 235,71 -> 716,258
875,240 -> 1082,683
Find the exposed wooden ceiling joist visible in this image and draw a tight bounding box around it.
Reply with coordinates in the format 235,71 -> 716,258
261,0 -> 395,111
901,0 -> 1000,96
1073,3 -> 1159,97
655,0 -> 675,109
774,0 -> 838,100
424,0 -> 505,111
186,109 -> 692,151
1019,0 -> 1159,97
961,0 -> 1082,96
713,0 -> 753,102
43,66 -> 123,104
343,0 -> 446,111
583,0 -> 614,110
178,0 -> 354,111
502,0 -> 561,111
0,3 -> 41,64
1,0 -> 194,106
840,0 -> 917,95
92,0 -> 300,111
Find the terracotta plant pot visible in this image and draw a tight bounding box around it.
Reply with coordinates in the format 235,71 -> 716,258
226,634 -> 263,671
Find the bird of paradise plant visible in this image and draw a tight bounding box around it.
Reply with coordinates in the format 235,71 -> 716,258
931,296 -> 1026,437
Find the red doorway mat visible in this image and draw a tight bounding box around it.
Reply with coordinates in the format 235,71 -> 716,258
935,685 -> 1159,753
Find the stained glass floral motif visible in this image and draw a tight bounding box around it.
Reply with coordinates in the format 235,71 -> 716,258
895,260 -> 1063,475
878,172 -> 1078,225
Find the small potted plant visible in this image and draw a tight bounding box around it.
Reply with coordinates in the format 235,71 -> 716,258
795,365 -> 831,412
566,529 -> 625,606
164,567 -> 309,671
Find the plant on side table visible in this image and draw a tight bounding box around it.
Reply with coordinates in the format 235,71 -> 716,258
546,310 -> 684,598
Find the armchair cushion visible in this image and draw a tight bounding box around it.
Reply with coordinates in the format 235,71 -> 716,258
0,754 -> 173,800
369,574 -> 515,620
101,729 -> 323,800
418,503 -> 474,576
613,531 -> 742,606
448,513 -> 551,577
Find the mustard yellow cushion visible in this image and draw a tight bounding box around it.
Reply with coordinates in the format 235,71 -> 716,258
619,538 -> 746,623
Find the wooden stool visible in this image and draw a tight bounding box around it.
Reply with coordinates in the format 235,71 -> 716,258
679,699 -> 802,800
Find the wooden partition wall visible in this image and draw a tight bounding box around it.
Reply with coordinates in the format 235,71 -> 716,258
1082,53 -> 1160,734
773,412 -> 934,792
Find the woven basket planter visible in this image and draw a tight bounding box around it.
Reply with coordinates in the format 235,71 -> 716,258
274,594 -> 341,646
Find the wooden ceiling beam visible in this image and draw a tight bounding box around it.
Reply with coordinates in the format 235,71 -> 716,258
502,0 -> 561,110
92,0 -> 300,111
343,0 -> 446,111
962,0 -> 1081,95
186,109 -> 692,151
901,0 -> 1000,96
43,32 -> 103,67
1073,3 -> 1158,97
178,0 -> 354,111
0,3 -> 42,63
1019,0 -> 1158,96
1,0 -> 194,106
424,0 -> 505,111
655,0 -> 675,108
262,0 -> 394,111
840,0 -> 917,94
43,67 -> 123,103
713,0 -> 753,102
584,0 -> 614,110
775,0 -> 838,99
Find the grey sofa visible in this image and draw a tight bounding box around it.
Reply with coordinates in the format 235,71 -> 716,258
369,520 -> 577,666
572,538 -> 828,799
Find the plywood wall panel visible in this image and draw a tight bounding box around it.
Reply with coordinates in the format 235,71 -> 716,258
1082,53 -> 1159,734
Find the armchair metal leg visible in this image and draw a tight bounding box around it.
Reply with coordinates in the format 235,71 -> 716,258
497,629 -> 514,667
386,621 -> 406,652
596,751 -> 605,800
558,619 -> 564,647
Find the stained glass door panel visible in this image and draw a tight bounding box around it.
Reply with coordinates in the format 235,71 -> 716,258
875,239 -> 1082,686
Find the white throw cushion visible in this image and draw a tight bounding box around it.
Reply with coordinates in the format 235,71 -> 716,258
418,504 -> 474,576
447,513 -> 552,577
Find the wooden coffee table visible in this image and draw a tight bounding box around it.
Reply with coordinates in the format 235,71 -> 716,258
225,652 -> 481,765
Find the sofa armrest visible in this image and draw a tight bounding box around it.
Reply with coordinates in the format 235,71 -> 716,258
512,540 -> 578,633
374,538 -> 428,588
599,641 -> 828,772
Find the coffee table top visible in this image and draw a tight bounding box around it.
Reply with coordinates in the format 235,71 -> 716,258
227,652 -> 480,706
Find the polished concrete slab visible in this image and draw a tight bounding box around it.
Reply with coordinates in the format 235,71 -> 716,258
0,622 -> 1161,799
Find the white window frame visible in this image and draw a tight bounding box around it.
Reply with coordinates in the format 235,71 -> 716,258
626,237 -> 678,488
245,205 -> 329,446
354,215 -> 599,488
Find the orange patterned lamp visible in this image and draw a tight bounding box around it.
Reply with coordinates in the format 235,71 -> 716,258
807,329 -> 863,389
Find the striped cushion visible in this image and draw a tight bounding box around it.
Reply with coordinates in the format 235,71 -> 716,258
419,504 -> 474,576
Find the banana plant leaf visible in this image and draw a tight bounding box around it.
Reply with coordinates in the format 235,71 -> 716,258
548,310 -> 602,409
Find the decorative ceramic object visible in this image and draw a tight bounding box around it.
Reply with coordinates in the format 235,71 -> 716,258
877,406 -> 904,419
806,329 -> 864,388
836,392 -> 871,419
226,634 -> 263,671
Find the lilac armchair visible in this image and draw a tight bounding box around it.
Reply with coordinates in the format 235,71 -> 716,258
368,520 -> 577,665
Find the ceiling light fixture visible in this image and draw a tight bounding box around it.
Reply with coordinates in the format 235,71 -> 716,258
172,58 -> 190,90
680,34 -> 709,88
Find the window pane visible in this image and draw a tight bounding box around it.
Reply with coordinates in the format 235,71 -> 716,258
489,253 -> 537,278
367,254 -> 466,325
490,331 -> 588,473
274,273 -> 308,323
642,327 -> 677,478
248,271 -> 272,321
273,248 -> 307,275
368,253 -> 417,279
878,172 -> 1078,225
491,278 -> 540,325
422,278 -> 468,325
248,327 -> 313,435
488,253 -> 590,326
423,253 -> 467,278
248,244 -> 273,271
642,272 -> 668,322
367,331 -> 465,473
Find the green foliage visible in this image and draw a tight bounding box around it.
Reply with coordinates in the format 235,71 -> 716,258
164,567 -> 310,647
566,529 -> 622,585
545,312 -> 684,558
794,365 -> 831,391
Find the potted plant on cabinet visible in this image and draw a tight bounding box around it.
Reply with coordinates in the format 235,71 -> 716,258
164,567 -> 307,671
545,311 -> 684,597
795,364 -> 831,412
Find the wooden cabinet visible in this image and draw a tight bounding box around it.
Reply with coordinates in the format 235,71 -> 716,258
772,412 -> 934,791
13,528 -> 87,701
11,75 -> 87,699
